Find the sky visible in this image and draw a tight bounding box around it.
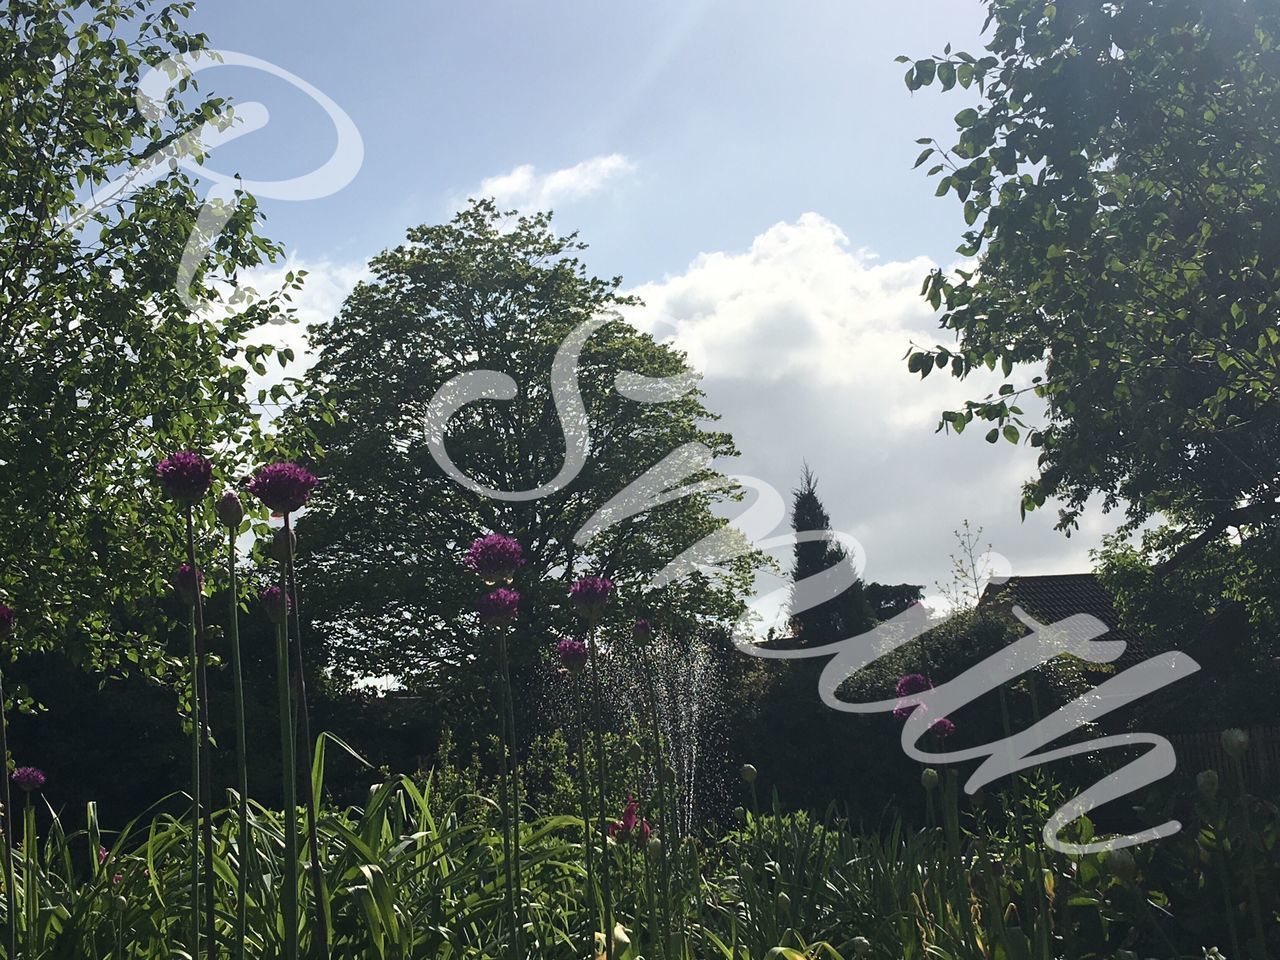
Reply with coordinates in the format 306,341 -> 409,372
175,0 -> 1130,628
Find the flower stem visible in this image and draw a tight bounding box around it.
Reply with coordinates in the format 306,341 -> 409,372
573,680 -> 597,953
282,514 -> 331,959
587,629 -> 615,960
497,628 -> 525,956
275,582 -> 299,960
226,528 -> 250,960
22,796 -> 34,955
187,606 -> 201,960
184,507 -> 216,957
492,628 -> 518,960
0,667 -> 17,960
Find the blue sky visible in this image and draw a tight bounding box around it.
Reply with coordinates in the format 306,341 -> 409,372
180,0 -> 1127,621
187,0 -> 985,274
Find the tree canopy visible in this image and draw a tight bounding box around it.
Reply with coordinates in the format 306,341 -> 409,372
905,0 -> 1280,582
0,0 -> 299,675
293,201 -> 761,727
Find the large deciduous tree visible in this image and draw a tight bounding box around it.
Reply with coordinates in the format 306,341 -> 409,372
905,0 -> 1280,629
292,200 -> 760,742
0,0 -> 298,673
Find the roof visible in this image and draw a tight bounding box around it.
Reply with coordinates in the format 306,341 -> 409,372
978,573 -> 1153,669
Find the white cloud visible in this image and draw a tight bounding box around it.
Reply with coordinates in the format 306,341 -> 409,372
471,154 -> 636,210
619,213 -> 1123,624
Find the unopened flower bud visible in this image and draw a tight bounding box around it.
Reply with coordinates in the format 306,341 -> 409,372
851,936 -> 871,956
646,835 -> 662,856
740,763 -> 757,784
1196,769 -> 1219,800
215,491 -> 244,528
1221,728 -> 1249,758
775,890 -> 790,911
921,767 -> 940,790
626,740 -> 644,764
268,526 -> 296,563
733,805 -> 746,824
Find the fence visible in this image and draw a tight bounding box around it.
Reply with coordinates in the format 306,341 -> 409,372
1169,725 -> 1280,792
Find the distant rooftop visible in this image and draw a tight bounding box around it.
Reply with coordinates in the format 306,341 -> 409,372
979,573 -> 1152,669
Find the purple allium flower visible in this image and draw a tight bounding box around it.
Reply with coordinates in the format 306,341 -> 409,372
569,576 -> 613,622
464,534 -> 525,584
246,462 -> 318,515
12,767 -> 46,792
156,452 -> 213,505
477,587 -> 520,626
173,563 -> 204,605
633,618 -> 652,639
557,637 -> 589,674
895,673 -> 933,698
0,604 -> 14,638
930,717 -> 956,738
892,703 -> 915,721
215,490 -> 245,528
260,585 -> 291,625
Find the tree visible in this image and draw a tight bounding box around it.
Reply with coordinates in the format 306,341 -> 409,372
788,464 -> 873,646
904,0 -> 1280,625
0,0 -> 298,675
291,201 -> 760,749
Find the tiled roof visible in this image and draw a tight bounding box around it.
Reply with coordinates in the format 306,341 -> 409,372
979,573 -> 1152,669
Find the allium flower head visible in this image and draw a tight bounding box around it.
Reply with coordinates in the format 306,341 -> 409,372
569,576 -> 612,622
215,491 -> 245,528
173,563 -> 204,605
632,618 -> 652,641
930,717 -> 956,738
156,452 -> 212,505
464,534 -> 525,584
556,637 -> 589,674
12,767 -> 46,792
260,586 -> 291,625
895,673 -> 933,698
920,767 -> 939,790
1196,769 -> 1219,800
477,587 -> 519,626
247,462 -> 318,515
0,604 -> 14,638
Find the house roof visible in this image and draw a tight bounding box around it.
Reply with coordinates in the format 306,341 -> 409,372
979,573 -> 1153,669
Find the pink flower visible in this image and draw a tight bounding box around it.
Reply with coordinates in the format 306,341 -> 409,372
895,673 -> 933,698
477,588 -> 520,626
569,576 -> 612,622
12,767 -> 46,792
260,585 -> 291,625
173,564 -> 203,605
464,534 -> 525,584
930,717 -> 956,738
247,462 -> 318,514
556,637 -> 589,674
156,452 -> 213,505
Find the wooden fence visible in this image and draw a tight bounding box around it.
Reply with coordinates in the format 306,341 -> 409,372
1169,725 -> 1280,793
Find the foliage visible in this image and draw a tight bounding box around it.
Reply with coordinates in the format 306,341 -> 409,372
788,464 -> 873,647
291,200 -> 762,740
5,759 -> 1275,958
903,0 -> 1280,594
0,0 -> 303,676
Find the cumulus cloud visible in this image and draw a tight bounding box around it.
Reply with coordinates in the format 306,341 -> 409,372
619,213 -> 1122,631
470,154 -> 636,210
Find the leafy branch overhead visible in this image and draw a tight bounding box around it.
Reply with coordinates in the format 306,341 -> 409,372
900,0 -> 1280,569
